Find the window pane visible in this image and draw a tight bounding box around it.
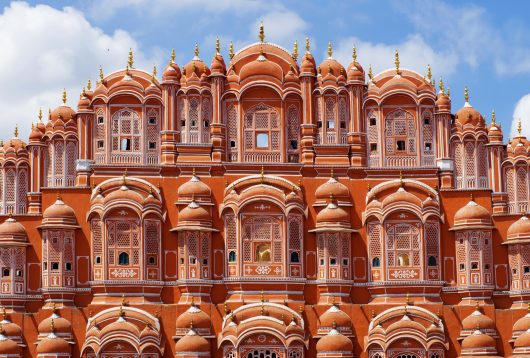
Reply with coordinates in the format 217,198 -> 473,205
256,133 -> 269,148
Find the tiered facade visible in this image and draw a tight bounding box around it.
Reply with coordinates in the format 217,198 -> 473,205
0,27 -> 530,357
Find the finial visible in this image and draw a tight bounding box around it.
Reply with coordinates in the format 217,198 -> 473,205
223,302 -> 228,314
260,289 -> 265,303
119,304 -> 125,318
406,292 -> 410,305
52,302 -> 57,313
99,66 -> 104,81
371,309 -> 375,318
259,21 -> 265,42
194,43 -> 199,57
332,295 -> 337,306
82,86 -> 86,97
87,79 -> 92,91
152,65 -> 157,82
62,88 -> 67,104
215,36 -> 221,54
13,125 -> 18,138
190,295 -> 196,306
1,306 -> 6,321
352,45 -> 357,62
394,49 -> 400,74
491,109 -> 496,125
56,192 -> 61,201
527,302 -> 530,313
292,40 -> 298,61
404,304 -> 408,315
329,193 -> 335,203
38,108 -> 43,122
464,86 -> 469,103
127,48 -> 134,68
439,77 -> 444,94
475,300 -> 480,311
447,86 -> 451,97
517,118 -> 522,137
426,64 -> 432,81
229,41 -> 234,60
327,41 -> 333,58
470,193 -> 474,201
299,305 -> 304,314
260,165 -> 265,177
50,317 -> 55,333
332,320 -> 337,329
399,171 -> 404,187
368,64 -> 373,81
170,48 -> 176,64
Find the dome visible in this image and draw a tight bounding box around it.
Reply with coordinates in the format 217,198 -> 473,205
315,177 -> 350,203
284,66 -> 299,83
382,187 -> 422,208
50,104 -> 76,123
515,329 -> 530,348
108,73 -> 145,95
3,137 -> 27,152
0,336 -> 20,355
453,199 -> 492,228
178,201 -> 211,225
43,198 -> 76,220
103,186 -> 145,205
174,329 -> 210,353
36,335 -> 71,354
211,53 -> 226,75
0,319 -> 21,337
29,125 -> 43,142
239,55 -> 284,83
319,304 -> 352,329
508,216 -> 530,242
316,202 -> 350,226
316,328 -> 352,353
462,309 -> 495,331
178,174 -> 211,200
318,57 -> 346,80
513,312 -> 530,332
300,52 -> 316,75
99,318 -> 140,337
347,59 -> 364,82
176,304 -> 211,331
77,93 -> 90,110
182,49 -> 211,80
461,329 -> 496,350
455,103 -> 484,127
0,217 -> 26,237
435,93 -> 450,112
38,313 -> 72,335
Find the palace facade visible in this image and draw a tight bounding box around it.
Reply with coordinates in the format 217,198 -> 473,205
0,26 -> 529,358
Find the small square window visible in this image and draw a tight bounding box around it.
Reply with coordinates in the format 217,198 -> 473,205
459,263 -> 465,271
148,141 -> 157,149
424,118 -> 430,125
95,256 -> 101,264
180,258 -> 184,264
318,121 -> 323,128
230,140 -> 236,148
471,262 -> 479,270
319,259 -> 325,265
513,268 -> 518,275
148,117 -> 157,125
203,258 -> 208,265
524,266 -> 530,274
370,143 -> 377,152
190,257 -> 197,264
290,140 -> 298,150
121,138 -> 131,151
396,140 -> 406,151
43,262 -> 48,271
485,264 -> 490,270
340,121 -> 346,129
327,120 -> 335,129
204,121 -> 209,128
97,116 -> 104,124
2,268 -> 9,277
97,140 -> 104,149
342,258 -> 349,266
329,257 -> 337,265
256,133 -> 269,148
425,142 -> 432,151
370,118 -> 377,126
148,256 -> 156,265
51,262 -> 59,271
15,270 -> 22,277
181,120 -> 186,127
65,262 -> 72,271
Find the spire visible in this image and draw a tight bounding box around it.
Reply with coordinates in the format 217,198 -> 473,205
447,86 -> 451,98
305,37 -> 310,52
292,40 -> 298,61
368,64 -> 373,81
491,109 -> 496,125
394,49 -> 400,74
464,86 -> 469,103
259,21 -> 265,42
518,117 -> 522,137
38,108 -> 43,122
87,79 -> 92,91
170,48 -> 176,64
127,47 -> 134,68
399,171 -> 404,187
439,77 -> 444,94
13,125 -> 18,138
229,41 -> 234,60
99,66 -> 104,81
327,41 -> 333,58
62,88 -> 67,104
215,36 -> 221,54
426,64 -> 432,81
352,45 -> 357,63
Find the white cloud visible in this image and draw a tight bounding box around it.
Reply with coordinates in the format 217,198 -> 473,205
333,34 -> 459,78
0,1 -> 160,140
511,94 -> 530,138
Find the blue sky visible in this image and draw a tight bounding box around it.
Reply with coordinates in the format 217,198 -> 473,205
1,0 -> 530,141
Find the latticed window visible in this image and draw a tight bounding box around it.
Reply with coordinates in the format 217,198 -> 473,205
246,351 -> 278,358
422,111 -> 435,166
317,232 -> 350,280
225,102 -> 238,161
106,220 -> 141,279
0,164 -> 28,215
45,139 -> 77,187
112,109 -> 141,152
453,138 -> 488,189
367,110 -> 380,167
286,105 -> 300,163
505,165 -> 528,214
181,95 -> 211,144
317,96 -> 347,144
385,222 -> 422,276
0,247 -> 25,295
384,109 -> 416,167
243,103 -> 281,163
145,108 -> 160,165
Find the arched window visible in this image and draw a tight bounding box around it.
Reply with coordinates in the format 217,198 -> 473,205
372,257 -> 381,267
228,251 -> 236,263
242,103 -> 281,163
111,109 -> 141,163
118,252 -> 129,265
384,109 -> 416,167
225,102 -> 238,161
256,244 -> 271,262
290,251 -> 300,263
246,350 -> 278,358
286,105 -> 300,162
428,256 -> 437,266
